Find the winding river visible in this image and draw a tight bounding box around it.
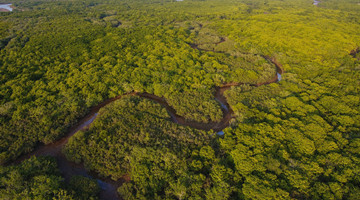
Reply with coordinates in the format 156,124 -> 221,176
313,0 -> 320,6
0,4 -> 12,12
10,45 -> 284,199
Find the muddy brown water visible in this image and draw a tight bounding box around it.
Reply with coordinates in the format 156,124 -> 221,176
8,50 -> 283,200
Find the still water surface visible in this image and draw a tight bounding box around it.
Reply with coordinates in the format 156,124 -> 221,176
0,4 -> 12,11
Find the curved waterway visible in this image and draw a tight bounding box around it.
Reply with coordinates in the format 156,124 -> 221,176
313,0 -> 320,5
0,4 -> 13,11
10,53 -> 283,199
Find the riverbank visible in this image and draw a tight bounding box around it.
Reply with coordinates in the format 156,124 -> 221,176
0,4 -> 13,12
7,31 -> 284,199
9,56 -> 283,199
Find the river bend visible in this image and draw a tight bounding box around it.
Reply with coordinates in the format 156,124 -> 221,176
10,52 -> 284,200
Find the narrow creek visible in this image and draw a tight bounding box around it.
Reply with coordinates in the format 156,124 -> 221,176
0,4 -> 13,12
313,0 -> 320,6
10,48 -> 284,199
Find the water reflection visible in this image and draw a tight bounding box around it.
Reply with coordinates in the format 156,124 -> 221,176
0,4 -> 12,11
215,98 -> 228,111
313,0 -> 320,5
82,113 -> 98,129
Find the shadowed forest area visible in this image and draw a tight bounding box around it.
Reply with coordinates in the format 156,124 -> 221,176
1,0 -> 360,199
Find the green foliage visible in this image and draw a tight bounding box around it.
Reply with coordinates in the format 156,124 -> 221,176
0,156 -> 101,199
1,0 -> 280,163
221,52 -> 360,199
1,0 -> 360,199
69,176 -> 100,200
0,156 -> 74,199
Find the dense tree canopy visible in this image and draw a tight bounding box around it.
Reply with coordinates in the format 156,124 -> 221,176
1,0 -> 360,199
0,156 -> 99,199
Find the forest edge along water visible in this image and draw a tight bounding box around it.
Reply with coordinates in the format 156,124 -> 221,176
2,0 -> 360,198
0,4 -> 13,12
313,0 -> 320,6
9,49 -> 283,199
10,55 -> 283,200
